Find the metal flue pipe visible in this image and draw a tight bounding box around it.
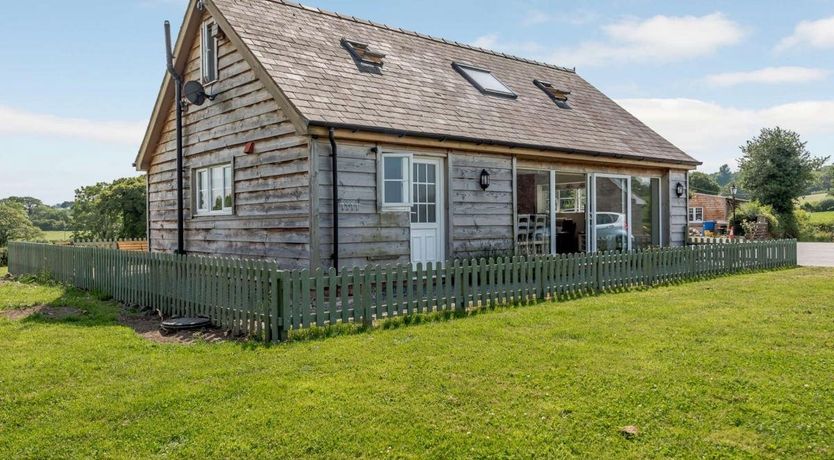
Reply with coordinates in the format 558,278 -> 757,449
164,20 -> 185,255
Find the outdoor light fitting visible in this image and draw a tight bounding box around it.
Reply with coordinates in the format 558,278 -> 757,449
480,169 -> 491,190
675,182 -> 685,197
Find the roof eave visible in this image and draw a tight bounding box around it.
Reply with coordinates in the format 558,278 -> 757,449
134,0 -> 200,172
307,120 -> 702,168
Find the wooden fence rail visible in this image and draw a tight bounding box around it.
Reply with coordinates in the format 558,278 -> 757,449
8,240 -> 797,341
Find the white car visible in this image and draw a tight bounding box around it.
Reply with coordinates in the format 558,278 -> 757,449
595,212 -> 631,250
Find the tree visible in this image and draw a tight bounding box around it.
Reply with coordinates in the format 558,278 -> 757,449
0,196 -> 43,216
0,202 -> 43,246
0,197 -> 72,231
738,127 -> 829,237
814,164 -> 834,193
715,164 -> 734,187
689,171 -> 721,195
71,176 -> 146,240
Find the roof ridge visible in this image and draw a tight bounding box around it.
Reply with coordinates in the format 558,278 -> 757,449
257,0 -> 577,74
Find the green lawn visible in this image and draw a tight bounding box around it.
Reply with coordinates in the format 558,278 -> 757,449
808,211 -> 834,225
40,230 -> 74,242
799,192 -> 830,205
1,269 -> 833,458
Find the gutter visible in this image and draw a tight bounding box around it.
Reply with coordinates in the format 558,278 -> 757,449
329,128 -> 339,272
307,120 -> 702,167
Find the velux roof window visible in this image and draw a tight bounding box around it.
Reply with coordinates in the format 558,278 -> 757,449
341,38 -> 386,68
534,79 -> 571,109
452,62 -> 517,98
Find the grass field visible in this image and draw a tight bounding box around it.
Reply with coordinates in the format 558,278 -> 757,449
799,192 -> 831,205
808,211 -> 834,225
1,268 -> 833,458
40,230 -> 74,242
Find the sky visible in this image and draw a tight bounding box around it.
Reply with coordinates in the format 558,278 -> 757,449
1,0 -> 833,204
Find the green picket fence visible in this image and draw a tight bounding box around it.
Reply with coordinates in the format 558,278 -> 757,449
7,239 -> 797,341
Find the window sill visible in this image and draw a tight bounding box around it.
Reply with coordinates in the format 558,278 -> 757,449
192,212 -> 234,220
380,204 -> 411,213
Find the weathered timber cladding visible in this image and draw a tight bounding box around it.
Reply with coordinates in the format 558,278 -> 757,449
669,170 -> 688,246
308,137 -> 692,270
451,152 -> 514,258
146,10 -> 309,268
314,140 -> 411,269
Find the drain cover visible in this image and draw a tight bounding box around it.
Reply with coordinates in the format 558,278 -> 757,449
160,317 -> 212,331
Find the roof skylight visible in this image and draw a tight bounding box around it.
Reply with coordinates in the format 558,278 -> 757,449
534,79 -> 571,109
452,63 -> 517,98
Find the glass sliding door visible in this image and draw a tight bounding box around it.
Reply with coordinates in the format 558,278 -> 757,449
589,174 -> 631,252
554,172 -> 587,253
631,177 -> 662,249
516,170 -> 552,255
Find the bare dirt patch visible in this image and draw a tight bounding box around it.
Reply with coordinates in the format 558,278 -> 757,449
1,306 -> 84,321
118,311 -> 229,344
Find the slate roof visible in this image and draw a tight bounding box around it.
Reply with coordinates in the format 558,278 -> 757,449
214,0 -> 699,165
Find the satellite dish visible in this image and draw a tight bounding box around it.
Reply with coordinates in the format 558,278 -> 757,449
183,80 -> 215,106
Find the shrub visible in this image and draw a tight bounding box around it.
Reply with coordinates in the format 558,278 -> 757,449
814,197 -> 834,212
730,201 -> 780,237
797,209 -> 834,242
0,247 -> 6,267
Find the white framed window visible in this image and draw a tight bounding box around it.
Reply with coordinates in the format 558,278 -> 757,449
689,207 -> 704,222
194,163 -> 233,215
556,188 -> 584,213
379,153 -> 412,210
201,21 -> 218,84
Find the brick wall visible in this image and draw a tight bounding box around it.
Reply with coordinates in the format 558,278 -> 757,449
689,193 -> 732,223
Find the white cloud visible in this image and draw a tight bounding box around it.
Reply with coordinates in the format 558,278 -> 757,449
0,106 -> 145,145
551,13 -> 745,67
776,16 -> 834,51
705,66 -> 829,86
616,98 -> 834,169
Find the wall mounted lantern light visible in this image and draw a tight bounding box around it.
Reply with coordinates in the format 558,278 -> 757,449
480,169 -> 491,190
675,182 -> 685,198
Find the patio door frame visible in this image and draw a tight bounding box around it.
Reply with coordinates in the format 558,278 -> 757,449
587,173 -> 633,253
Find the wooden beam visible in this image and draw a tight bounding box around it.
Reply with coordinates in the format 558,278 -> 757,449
309,126 -> 697,172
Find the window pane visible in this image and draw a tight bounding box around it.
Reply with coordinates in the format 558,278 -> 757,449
595,177 -> 628,252
458,65 -> 515,95
211,167 -> 224,211
384,156 -> 403,180
384,180 -> 403,203
516,170 -> 552,255
202,23 -> 217,82
223,166 -> 233,209
631,177 -> 661,248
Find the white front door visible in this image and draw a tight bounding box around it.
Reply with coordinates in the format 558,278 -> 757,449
410,158 -> 444,265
